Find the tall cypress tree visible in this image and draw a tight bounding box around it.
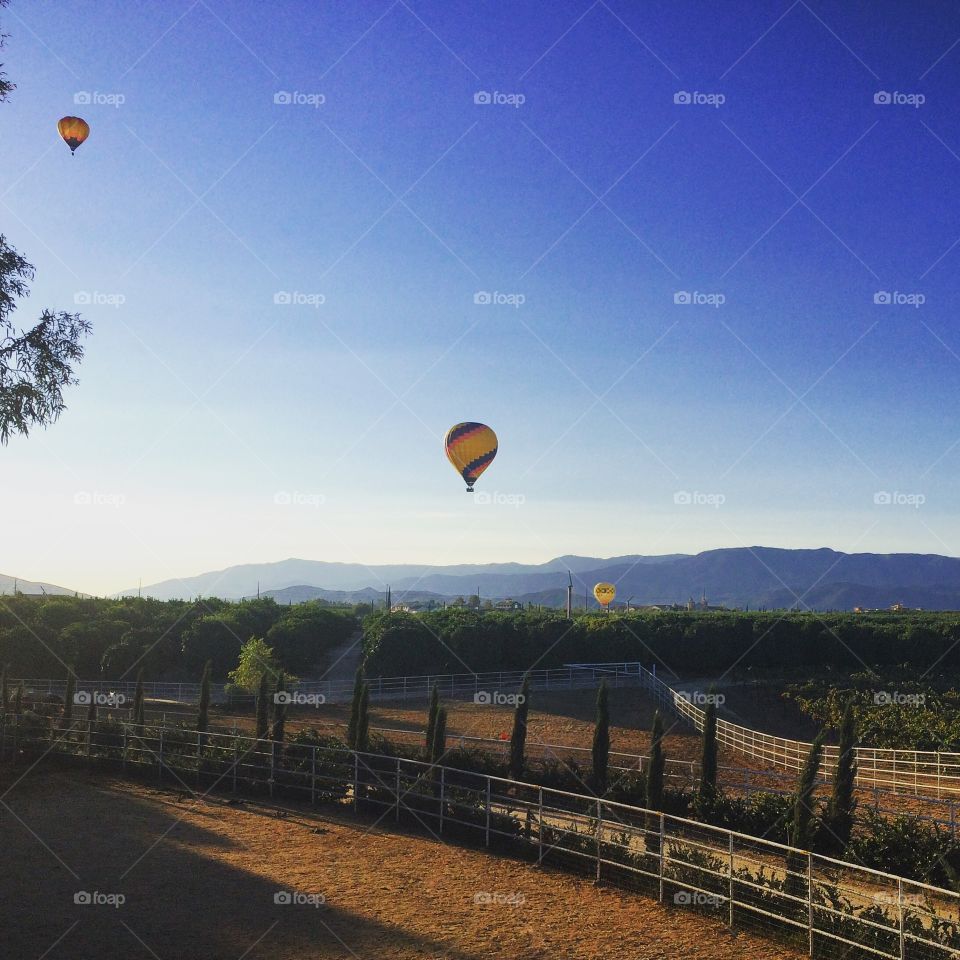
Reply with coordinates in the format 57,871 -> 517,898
13,680 -> 23,716
646,710 -> 665,811
430,705 -> 447,765
255,672 -> 270,740
272,672 -> 287,744
508,674 -> 531,780
355,682 -> 370,753
789,731 -> 826,849
63,672 -> 75,726
824,701 -> 858,855
592,680 -> 610,794
346,666 -> 364,749
133,670 -> 145,728
698,694 -> 719,804
86,693 -> 96,723
425,682 -> 440,756
196,660 -> 211,733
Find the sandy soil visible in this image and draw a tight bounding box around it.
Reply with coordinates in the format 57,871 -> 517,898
0,767 -> 802,960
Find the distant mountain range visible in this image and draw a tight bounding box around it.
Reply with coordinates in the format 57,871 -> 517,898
0,573 -> 82,596
104,547 -> 960,611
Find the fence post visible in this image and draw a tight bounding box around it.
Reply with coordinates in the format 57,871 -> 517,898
439,767 -> 445,834
233,739 -> 239,793
658,813 -> 664,903
158,727 -> 164,785
269,742 -> 275,798
395,757 -> 400,822
122,726 -> 128,771
353,752 -> 359,812
485,779 -> 492,847
197,731 -> 202,788
807,853 -> 814,956
728,833 -> 734,927
537,787 -> 543,863
312,746 -> 317,805
898,879 -> 905,960
595,799 -> 602,882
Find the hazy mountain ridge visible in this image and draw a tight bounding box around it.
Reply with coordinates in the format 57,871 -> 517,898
107,547 -> 960,611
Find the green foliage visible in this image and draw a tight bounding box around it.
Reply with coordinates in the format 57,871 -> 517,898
646,710 -> 665,811
196,660 -> 211,733
430,705 -> 447,765
591,680 -> 610,794
425,682 -> 440,754
698,695 -> 719,804
508,674 -> 530,780
789,731 -> 825,849
272,671 -> 287,743
822,700 -> 857,855
62,672 -> 75,724
255,673 -> 269,740
0,662 -> 6,716
133,670 -> 144,727
346,666 -> 364,749
227,637 -> 283,693
355,683 -> 370,753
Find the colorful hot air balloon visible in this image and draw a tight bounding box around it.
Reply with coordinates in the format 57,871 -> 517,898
594,582 -> 616,608
444,422 -> 498,492
58,116 -> 89,155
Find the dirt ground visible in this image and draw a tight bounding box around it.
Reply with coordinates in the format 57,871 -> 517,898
0,767 -> 803,960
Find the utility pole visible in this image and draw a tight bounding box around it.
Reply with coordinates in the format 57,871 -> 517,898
566,572 -> 573,620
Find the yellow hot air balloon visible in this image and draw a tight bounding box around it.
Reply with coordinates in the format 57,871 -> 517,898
58,116 -> 89,155
593,582 -> 616,608
444,422 -> 497,492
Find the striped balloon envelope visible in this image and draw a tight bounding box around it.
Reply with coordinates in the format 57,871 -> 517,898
444,422 -> 498,492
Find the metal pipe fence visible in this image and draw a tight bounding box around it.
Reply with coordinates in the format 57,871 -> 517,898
1,711 -> 958,960
629,663 -> 960,801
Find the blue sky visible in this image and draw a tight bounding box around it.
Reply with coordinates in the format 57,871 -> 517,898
3,0 -> 960,594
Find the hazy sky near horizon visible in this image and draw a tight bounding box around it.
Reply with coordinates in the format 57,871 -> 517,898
4,0 -> 960,595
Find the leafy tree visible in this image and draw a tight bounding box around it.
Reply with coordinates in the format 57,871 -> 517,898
591,680 -> 610,794
0,233 -> 92,444
346,666 -> 364,749
255,672 -> 270,740
0,662 -> 7,716
823,701 -> 858,855
508,674 -> 530,780
196,660 -> 211,733
425,682 -> 440,754
227,636 -> 283,693
271,671 -> 287,743
0,1 -> 14,103
698,694 -> 719,804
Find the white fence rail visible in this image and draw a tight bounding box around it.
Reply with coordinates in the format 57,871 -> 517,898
2,712 -> 958,960
630,663 -> 960,800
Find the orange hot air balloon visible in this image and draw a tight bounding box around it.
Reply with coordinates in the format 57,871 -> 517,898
58,116 -> 89,155
444,422 -> 498,492
593,582 -> 616,608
